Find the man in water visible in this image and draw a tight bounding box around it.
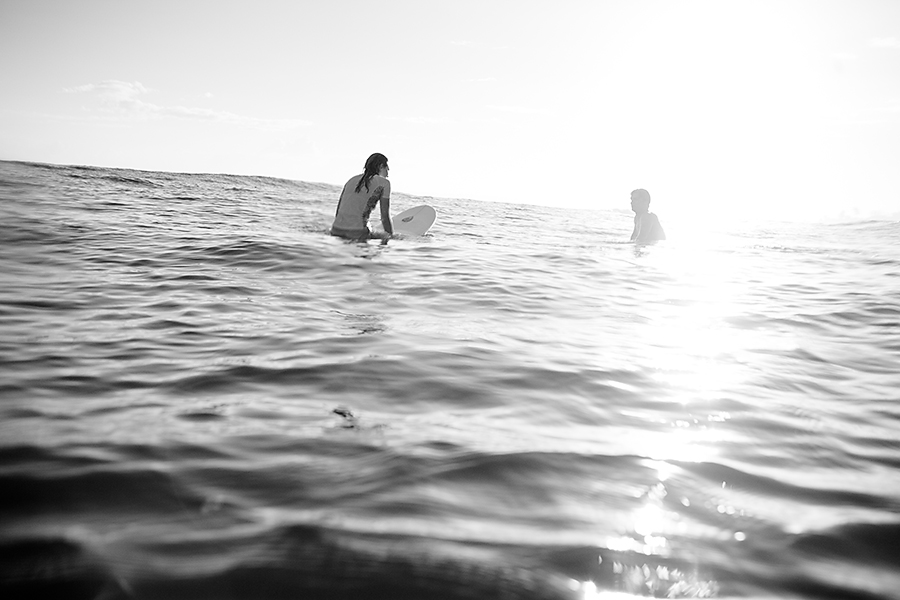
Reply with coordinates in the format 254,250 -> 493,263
629,189 -> 666,243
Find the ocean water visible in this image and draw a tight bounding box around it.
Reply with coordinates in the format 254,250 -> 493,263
1,159 -> 899,600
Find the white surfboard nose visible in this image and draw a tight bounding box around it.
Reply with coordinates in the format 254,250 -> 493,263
392,205 -> 436,235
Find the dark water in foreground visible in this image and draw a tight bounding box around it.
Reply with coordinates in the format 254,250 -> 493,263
1,160 -> 899,599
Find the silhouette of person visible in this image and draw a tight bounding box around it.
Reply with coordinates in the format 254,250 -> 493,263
629,189 -> 665,243
331,153 -> 393,241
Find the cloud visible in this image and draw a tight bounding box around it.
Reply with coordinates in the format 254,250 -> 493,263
64,80 -> 150,108
831,52 -> 857,62
450,40 -> 509,51
154,104 -> 311,129
870,37 -> 900,49
64,80 -> 149,97
378,115 -> 449,125
872,102 -> 900,114
486,104 -> 548,115
63,80 -> 310,130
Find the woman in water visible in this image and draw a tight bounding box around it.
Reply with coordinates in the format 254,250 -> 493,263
330,153 -> 393,241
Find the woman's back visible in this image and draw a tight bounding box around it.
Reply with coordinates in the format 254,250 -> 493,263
332,173 -> 391,232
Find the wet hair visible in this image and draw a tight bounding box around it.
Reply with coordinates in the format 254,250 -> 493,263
355,153 -> 389,193
631,189 -> 651,204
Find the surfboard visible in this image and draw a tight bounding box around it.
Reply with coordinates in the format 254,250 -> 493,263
392,205 -> 436,236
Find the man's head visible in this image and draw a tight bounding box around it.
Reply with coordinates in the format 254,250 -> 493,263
630,189 -> 651,214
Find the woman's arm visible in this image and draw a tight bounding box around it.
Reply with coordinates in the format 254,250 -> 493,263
380,196 -> 393,236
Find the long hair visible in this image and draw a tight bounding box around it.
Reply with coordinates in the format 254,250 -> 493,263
354,153 -> 388,193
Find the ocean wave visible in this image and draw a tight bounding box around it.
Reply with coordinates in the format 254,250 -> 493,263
3,160 -> 900,599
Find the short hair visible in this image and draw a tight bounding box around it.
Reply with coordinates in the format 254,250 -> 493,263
631,189 -> 651,204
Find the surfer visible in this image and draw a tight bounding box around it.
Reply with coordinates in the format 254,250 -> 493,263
629,189 -> 666,243
330,153 -> 394,241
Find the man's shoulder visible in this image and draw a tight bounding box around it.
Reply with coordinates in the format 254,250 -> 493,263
643,212 -> 662,229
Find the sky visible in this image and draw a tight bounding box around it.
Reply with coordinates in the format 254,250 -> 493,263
2,0 -> 899,221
